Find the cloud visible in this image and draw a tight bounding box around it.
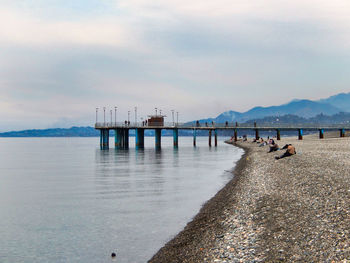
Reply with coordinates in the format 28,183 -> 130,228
1,1 -> 350,130
0,8 -> 133,48
117,0 -> 350,21
117,0 -> 350,54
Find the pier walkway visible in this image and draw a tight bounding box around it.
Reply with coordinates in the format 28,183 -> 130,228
95,122 -> 350,149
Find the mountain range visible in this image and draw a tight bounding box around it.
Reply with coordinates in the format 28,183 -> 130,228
197,92 -> 350,124
1,92 -> 350,137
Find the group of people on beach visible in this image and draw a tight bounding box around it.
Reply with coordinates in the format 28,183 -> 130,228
250,137 -> 296,160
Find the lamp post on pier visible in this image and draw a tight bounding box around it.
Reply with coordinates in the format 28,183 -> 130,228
110,110 -> 112,124
103,107 -> 106,125
176,111 -> 179,125
96,107 -> 99,123
135,107 -> 137,126
114,107 -> 117,125
128,111 -> 130,124
171,110 -> 174,126
155,107 -> 158,116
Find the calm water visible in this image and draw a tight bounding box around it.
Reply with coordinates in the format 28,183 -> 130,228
0,137 -> 243,263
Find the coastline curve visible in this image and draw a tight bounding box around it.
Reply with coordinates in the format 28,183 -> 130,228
148,143 -> 250,263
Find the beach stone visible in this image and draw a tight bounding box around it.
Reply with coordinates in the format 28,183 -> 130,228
148,134 -> 350,263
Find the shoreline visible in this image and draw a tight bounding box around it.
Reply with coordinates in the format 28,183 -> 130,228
149,135 -> 350,262
148,143 -> 251,262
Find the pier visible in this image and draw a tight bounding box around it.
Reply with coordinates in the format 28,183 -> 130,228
95,122 -> 350,149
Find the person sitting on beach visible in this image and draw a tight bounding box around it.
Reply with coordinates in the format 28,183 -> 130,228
268,140 -> 279,152
275,144 -> 296,159
259,139 -> 267,147
227,136 -> 234,143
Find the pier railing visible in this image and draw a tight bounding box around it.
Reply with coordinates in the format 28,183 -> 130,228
95,122 -> 184,128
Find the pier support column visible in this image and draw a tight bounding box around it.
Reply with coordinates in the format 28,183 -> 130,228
155,128 -> 162,149
100,129 -> 103,149
209,130 -> 212,147
104,129 -> 109,149
115,129 -> 121,148
214,129 -> 218,147
193,129 -> 197,147
100,129 -> 109,149
319,129 -> 324,139
173,128 -> 178,148
298,129 -> 303,140
255,129 -> 260,140
276,129 -> 281,140
119,129 -> 125,148
234,129 -> 237,142
340,129 -> 345,137
136,128 -> 144,149
123,129 -> 129,148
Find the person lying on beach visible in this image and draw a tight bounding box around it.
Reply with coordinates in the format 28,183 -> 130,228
281,144 -> 292,149
275,144 -> 296,159
268,141 -> 279,152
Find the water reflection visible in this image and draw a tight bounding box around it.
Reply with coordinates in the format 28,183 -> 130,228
0,137 -> 243,263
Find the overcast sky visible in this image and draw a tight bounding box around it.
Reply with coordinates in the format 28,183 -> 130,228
1,0 -> 350,131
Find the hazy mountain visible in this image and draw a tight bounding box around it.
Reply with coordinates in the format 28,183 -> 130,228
0,127 -> 99,137
318,92 -> 350,112
245,112 -> 350,125
238,99 -> 341,120
215,110 -> 242,122
196,99 -> 344,124
0,126 -> 194,137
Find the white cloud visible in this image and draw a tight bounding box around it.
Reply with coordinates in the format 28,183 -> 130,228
116,0 -> 350,53
0,8 -> 134,48
117,0 -> 350,21
1,1 -> 350,130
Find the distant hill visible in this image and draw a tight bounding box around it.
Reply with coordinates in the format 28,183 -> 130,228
245,112 -> 350,125
0,127 -> 99,137
0,126 -> 193,137
237,99 -> 341,120
318,92 -> 350,112
196,92 -> 350,124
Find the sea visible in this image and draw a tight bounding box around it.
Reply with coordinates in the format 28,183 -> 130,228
0,136 -> 243,263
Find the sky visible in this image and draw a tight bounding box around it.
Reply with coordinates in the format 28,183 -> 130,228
1,0 -> 350,131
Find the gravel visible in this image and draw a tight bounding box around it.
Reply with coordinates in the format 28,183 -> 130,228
149,135 -> 350,262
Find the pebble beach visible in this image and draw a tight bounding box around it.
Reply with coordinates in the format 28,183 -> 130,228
149,134 -> 350,262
